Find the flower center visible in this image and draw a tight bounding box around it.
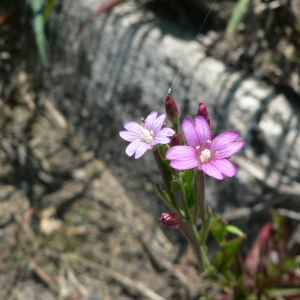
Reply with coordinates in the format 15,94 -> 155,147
199,148 -> 211,163
141,129 -> 154,143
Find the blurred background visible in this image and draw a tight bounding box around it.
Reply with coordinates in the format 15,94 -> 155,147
0,0 -> 300,299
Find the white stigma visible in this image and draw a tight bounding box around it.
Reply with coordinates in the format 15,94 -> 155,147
199,149 -> 211,163
141,129 -> 154,143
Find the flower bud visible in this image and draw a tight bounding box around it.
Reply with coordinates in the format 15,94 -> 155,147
196,102 -> 213,138
196,102 -> 210,127
169,134 -> 183,147
165,94 -> 179,127
158,211 -> 182,228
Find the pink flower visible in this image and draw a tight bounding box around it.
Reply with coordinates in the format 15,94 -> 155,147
166,116 -> 245,180
119,111 -> 175,159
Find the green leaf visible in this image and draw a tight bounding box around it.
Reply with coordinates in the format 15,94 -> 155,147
44,0 -> 56,23
155,185 -> 172,206
214,235 -> 246,274
210,213 -> 228,243
226,225 -> 244,237
157,144 -> 173,181
30,0 -> 48,64
271,213 -> 285,228
225,0 -> 253,39
183,169 -> 195,208
171,178 -> 181,193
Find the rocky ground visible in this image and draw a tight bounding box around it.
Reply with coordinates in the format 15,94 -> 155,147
0,71 -> 202,299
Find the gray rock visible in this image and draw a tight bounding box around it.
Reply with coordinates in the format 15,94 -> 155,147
42,0 -> 299,221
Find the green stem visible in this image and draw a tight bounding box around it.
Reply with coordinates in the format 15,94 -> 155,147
153,150 -> 179,211
179,220 -> 205,272
155,184 -> 178,213
193,170 -> 199,224
199,206 -> 213,245
173,123 -> 179,135
196,170 -> 206,226
178,179 -> 199,240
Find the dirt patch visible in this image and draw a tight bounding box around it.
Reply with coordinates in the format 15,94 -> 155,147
0,71 -> 202,299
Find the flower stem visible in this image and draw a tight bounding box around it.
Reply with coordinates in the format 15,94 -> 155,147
179,220 -> 205,272
196,170 -> 206,226
153,150 -> 179,211
155,184 -> 178,213
178,180 -> 199,241
193,169 -> 199,224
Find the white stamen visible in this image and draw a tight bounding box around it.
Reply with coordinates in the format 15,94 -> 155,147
141,129 -> 154,143
199,149 -> 211,163
196,146 -> 200,149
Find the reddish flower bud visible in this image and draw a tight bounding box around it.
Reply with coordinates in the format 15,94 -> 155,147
170,134 -> 183,147
158,211 -> 182,228
196,102 -> 213,138
165,94 -> 179,126
196,102 -> 210,127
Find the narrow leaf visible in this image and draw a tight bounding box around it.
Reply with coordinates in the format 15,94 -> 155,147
183,169 -> 195,208
226,225 -> 244,237
30,0 -> 48,64
210,213 -> 228,243
215,235 -> 246,274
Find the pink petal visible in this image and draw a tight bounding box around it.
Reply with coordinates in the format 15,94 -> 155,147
166,146 -> 199,170
212,159 -> 237,177
211,131 -> 240,150
152,127 -> 174,145
153,136 -> 171,144
213,141 -> 245,159
125,141 -> 142,157
194,116 -> 211,145
182,117 -> 199,148
201,162 -> 224,180
159,127 -> 175,136
119,130 -> 141,142
150,114 -> 166,135
134,142 -> 150,159
123,121 -> 144,134
144,111 -> 158,130
202,159 -> 237,180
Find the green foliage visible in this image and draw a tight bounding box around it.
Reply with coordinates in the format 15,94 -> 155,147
210,213 -> 246,278
210,213 -> 228,243
225,0 -> 253,39
226,225 -> 244,237
43,0 -> 56,22
30,0 -> 56,64
183,169 -> 195,208
214,236 -> 245,275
